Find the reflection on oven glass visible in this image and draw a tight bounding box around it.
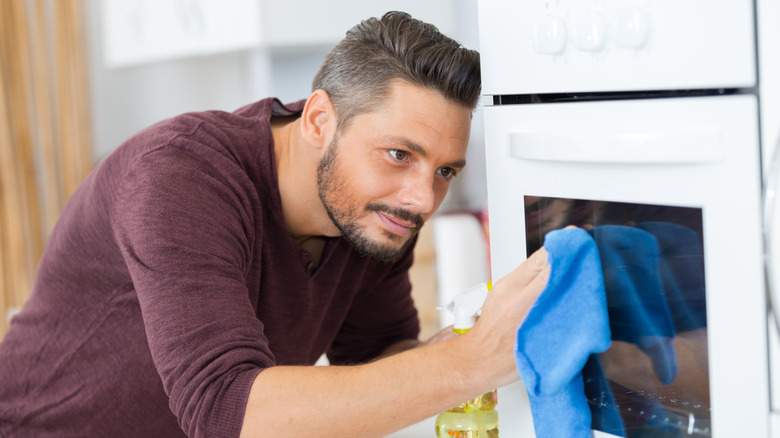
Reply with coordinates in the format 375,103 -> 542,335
525,196 -> 709,438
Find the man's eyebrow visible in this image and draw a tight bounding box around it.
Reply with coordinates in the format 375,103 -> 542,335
446,159 -> 467,170
380,135 -> 428,157
380,135 -> 467,169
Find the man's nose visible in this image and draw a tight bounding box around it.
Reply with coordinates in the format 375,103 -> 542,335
397,171 -> 435,214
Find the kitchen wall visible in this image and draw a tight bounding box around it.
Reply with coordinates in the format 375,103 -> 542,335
86,0 -> 487,212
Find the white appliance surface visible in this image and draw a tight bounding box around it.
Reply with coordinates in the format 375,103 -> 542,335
478,0 -> 755,95
483,95 -> 767,437
758,0 -> 780,174
757,0 -> 780,433
477,0 -> 774,436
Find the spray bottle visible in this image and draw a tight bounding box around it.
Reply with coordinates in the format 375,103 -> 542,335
434,281 -> 499,438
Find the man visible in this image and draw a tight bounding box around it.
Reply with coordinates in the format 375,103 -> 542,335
0,11 -> 549,437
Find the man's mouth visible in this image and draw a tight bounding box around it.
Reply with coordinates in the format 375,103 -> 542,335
366,202 -> 424,237
376,211 -> 416,236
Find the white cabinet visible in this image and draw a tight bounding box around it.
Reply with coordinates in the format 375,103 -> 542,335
260,0 -> 458,48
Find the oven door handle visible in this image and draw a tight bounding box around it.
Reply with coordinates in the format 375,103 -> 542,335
509,130 -> 722,164
765,138 -> 780,334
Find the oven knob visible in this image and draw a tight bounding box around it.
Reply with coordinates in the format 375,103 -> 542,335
572,12 -> 607,52
533,16 -> 567,55
615,8 -> 650,48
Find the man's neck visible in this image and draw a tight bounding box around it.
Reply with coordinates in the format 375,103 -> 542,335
271,117 -> 338,246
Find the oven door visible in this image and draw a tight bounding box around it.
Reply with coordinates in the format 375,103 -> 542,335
484,95 -> 768,438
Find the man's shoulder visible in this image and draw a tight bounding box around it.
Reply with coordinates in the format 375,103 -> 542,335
233,98 -> 306,120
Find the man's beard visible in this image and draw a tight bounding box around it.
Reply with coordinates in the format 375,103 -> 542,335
316,137 -> 423,263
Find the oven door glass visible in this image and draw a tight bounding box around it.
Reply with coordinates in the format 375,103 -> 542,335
525,196 -> 710,437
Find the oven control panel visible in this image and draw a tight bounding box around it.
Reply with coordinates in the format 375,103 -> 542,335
532,7 -> 649,55
477,0 -> 756,95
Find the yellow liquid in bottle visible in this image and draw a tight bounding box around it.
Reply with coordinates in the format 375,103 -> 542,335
435,390 -> 499,438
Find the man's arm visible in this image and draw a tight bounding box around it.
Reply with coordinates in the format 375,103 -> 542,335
377,323 -> 461,358
239,247 -> 550,437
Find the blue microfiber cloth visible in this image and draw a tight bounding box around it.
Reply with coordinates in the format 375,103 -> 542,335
590,225 -> 678,385
515,228 -> 611,438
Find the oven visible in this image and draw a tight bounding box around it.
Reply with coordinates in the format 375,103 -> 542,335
477,0 -> 775,437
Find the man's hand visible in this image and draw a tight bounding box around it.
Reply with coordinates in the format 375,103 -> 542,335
466,247 -> 551,388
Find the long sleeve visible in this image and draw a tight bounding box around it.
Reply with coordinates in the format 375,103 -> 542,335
113,141 -> 273,438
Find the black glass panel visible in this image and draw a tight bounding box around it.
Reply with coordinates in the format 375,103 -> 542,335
525,196 -> 710,438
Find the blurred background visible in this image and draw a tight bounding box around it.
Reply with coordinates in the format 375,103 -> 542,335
0,0 -> 490,339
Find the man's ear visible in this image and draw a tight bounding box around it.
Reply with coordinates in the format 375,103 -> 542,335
300,89 -> 337,150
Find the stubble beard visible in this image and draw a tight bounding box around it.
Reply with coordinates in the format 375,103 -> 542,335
316,137 -> 423,263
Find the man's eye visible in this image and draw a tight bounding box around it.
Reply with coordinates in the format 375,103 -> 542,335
438,167 -> 457,179
389,149 -> 408,161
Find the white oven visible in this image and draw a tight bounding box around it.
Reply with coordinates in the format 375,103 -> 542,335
477,0 -> 777,437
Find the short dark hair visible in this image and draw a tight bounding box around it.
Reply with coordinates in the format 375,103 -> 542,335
312,11 -> 481,130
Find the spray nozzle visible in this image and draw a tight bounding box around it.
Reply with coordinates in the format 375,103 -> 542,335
437,281 -> 493,334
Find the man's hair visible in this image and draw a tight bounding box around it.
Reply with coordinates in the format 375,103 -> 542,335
312,11 -> 481,130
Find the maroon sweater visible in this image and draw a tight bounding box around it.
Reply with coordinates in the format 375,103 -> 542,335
0,98 -> 420,437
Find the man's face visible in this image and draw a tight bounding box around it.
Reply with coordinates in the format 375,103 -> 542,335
317,81 -> 471,262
